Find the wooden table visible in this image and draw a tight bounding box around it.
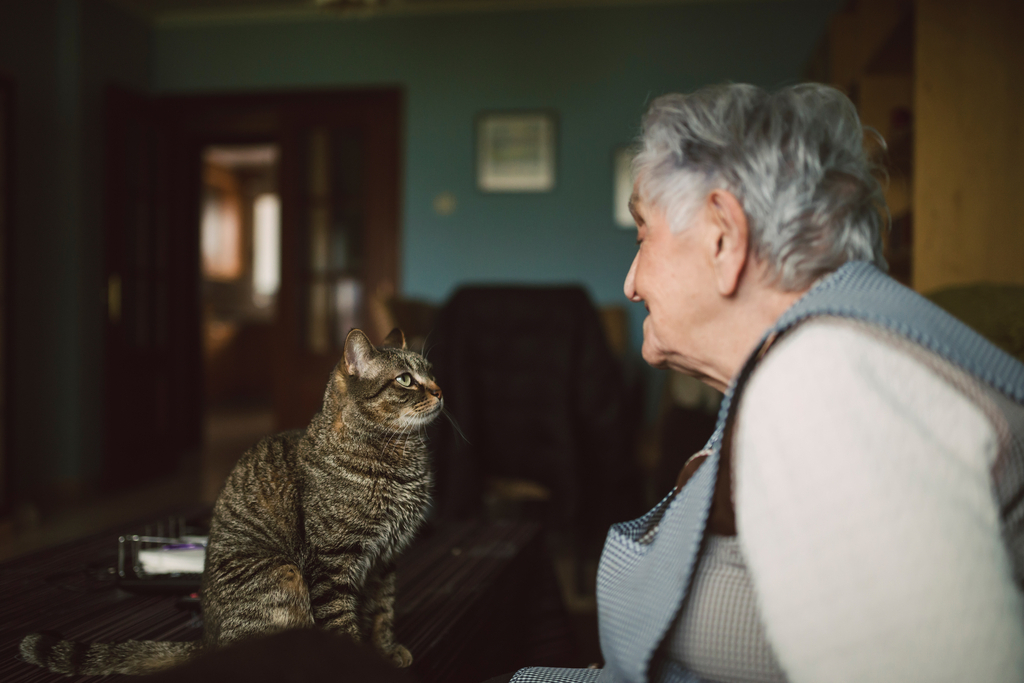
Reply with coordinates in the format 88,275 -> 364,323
0,511 -> 576,682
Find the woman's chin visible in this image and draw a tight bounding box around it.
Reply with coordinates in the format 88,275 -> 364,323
640,340 -> 670,369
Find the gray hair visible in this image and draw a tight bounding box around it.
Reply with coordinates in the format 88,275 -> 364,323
634,83 -> 888,291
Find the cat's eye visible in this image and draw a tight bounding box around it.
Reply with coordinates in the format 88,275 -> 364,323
396,373 -> 413,388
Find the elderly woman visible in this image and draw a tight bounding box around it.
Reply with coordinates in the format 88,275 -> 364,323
513,83 -> 1024,682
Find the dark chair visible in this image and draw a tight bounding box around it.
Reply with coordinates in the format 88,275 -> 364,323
426,286 -> 644,557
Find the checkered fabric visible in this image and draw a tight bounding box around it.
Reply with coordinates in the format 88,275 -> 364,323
515,261 -> 1024,683
510,666 -> 603,682
655,535 -> 786,682
594,454 -> 719,683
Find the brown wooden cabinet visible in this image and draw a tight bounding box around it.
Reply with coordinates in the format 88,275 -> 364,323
815,0 -> 1024,293
812,0 -> 915,286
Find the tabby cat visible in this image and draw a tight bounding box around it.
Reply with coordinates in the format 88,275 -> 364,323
20,328 -> 442,676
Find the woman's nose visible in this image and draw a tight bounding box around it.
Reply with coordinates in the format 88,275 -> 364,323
623,252 -> 641,302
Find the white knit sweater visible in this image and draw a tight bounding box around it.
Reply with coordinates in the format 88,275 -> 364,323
734,319 -> 1024,681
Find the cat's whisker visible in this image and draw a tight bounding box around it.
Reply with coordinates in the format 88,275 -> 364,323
441,407 -> 470,445
381,420 -> 408,457
399,425 -> 417,456
380,422 -> 406,460
422,336 -> 440,361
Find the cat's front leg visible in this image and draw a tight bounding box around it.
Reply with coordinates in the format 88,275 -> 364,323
308,553 -> 367,642
363,563 -> 412,667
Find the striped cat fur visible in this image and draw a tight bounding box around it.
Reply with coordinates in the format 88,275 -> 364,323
20,328 -> 442,676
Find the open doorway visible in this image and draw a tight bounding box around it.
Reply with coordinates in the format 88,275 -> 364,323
103,88 -> 401,501
199,144 -> 281,500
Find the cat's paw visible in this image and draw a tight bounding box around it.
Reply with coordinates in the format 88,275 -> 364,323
388,644 -> 413,668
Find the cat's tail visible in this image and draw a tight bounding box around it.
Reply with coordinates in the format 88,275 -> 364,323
19,631 -> 202,676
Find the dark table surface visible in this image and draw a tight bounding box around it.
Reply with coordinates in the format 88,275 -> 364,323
0,510 -> 576,682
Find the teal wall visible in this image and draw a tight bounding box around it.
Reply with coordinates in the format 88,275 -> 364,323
154,0 -> 841,362
0,0 -> 840,506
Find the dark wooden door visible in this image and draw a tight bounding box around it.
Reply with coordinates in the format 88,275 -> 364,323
0,75 -> 12,513
102,89 -> 401,488
102,87 -> 202,490
275,92 -> 401,428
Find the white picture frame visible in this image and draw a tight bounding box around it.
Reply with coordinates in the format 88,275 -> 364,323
476,111 -> 556,192
613,145 -> 635,228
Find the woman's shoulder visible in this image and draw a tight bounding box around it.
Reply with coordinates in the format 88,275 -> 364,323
739,315 -> 998,469
757,316 -> 930,380
750,316 -> 987,412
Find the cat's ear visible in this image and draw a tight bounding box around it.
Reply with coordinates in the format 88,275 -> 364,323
344,329 -> 375,378
382,328 -> 407,350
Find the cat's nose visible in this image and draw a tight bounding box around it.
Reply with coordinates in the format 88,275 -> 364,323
426,381 -> 442,400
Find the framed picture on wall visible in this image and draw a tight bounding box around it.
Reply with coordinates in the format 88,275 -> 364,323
613,145 -> 635,228
476,111 -> 556,192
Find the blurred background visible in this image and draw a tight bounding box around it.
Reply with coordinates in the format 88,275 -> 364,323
0,0 -> 1021,637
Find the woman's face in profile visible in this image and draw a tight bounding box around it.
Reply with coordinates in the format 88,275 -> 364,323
623,186 -> 719,378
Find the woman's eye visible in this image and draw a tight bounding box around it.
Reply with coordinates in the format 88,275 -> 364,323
396,373 -> 413,387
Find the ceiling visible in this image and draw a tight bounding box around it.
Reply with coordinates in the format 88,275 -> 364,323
109,0 -> 725,25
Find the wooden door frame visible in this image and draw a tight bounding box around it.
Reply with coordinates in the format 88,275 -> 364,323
0,74 -> 13,515
147,87 -> 402,438
272,90 -> 402,428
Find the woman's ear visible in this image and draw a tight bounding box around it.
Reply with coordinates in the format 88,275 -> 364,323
707,189 -> 749,297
